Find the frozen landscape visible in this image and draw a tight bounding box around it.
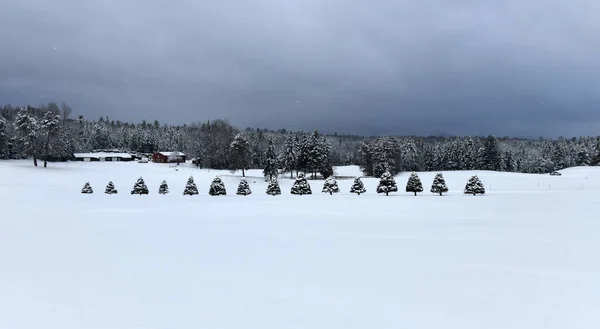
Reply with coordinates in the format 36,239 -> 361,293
1,160 -> 599,329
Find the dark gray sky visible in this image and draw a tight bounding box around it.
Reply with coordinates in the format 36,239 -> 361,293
1,0 -> 599,137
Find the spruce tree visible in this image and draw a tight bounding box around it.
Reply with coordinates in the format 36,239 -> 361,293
183,176 -> 199,196
263,138 -> 279,181
281,133 -> 299,178
350,177 -> 366,195
464,175 -> 485,196
236,179 -> 252,196
13,106 -> 40,167
158,180 -> 169,195
266,178 -> 281,196
209,177 -> 227,196
430,173 -> 448,196
291,172 -> 312,195
376,171 -> 398,196
81,182 -> 93,194
104,181 -> 118,194
229,133 -> 252,177
405,172 -> 424,196
131,177 -> 149,195
0,116 -> 7,159
321,176 -> 340,195
40,111 -> 62,168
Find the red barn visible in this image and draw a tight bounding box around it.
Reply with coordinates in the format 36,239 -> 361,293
152,152 -> 186,163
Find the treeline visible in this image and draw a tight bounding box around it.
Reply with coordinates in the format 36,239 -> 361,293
1,102 -> 599,177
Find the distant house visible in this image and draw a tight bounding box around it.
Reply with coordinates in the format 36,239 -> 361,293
152,152 -> 186,163
74,152 -> 133,162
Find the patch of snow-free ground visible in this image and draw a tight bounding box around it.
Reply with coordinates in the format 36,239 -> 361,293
0,160 -> 599,329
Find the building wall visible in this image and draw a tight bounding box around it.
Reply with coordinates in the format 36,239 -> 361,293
152,153 -> 168,163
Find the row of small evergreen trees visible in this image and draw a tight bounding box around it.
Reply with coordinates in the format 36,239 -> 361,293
81,172 -> 485,196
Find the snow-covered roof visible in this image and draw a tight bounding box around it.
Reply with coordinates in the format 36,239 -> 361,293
74,152 -> 132,159
157,152 -> 185,156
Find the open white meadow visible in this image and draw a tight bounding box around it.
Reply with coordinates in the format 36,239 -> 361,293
1,160 -> 599,329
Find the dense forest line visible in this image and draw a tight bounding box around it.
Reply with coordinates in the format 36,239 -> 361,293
1,102 -> 599,177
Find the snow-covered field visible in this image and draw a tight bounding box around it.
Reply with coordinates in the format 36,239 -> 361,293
1,160 -> 599,329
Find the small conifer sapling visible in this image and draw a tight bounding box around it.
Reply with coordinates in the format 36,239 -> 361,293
405,172 -> 424,196
104,181 -> 118,194
321,176 -> 340,195
291,172 -> 312,195
350,177 -> 366,195
376,171 -> 398,196
464,175 -> 485,196
236,179 -> 252,196
183,176 -> 199,196
81,182 -> 93,194
209,177 -> 227,196
158,180 -> 169,195
430,173 -> 448,196
266,178 -> 281,196
131,177 -> 149,195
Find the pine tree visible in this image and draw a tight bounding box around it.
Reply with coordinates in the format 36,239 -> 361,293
376,171 -> 398,196
0,116 -> 8,159
430,173 -> 448,196
81,182 -> 93,194
281,133 -> 299,178
158,180 -> 169,195
317,136 -> 334,178
266,178 -> 281,196
40,111 -> 62,167
263,138 -> 279,181
464,175 -> 485,196
13,106 -> 40,167
291,172 -> 312,195
481,135 -> 501,171
405,172 -> 424,196
104,181 -> 118,194
131,177 -> 149,195
350,177 -> 366,195
183,176 -> 199,196
209,177 -> 227,196
236,179 -> 252,196
321,176 -> 340,195
229,133 -> 252,177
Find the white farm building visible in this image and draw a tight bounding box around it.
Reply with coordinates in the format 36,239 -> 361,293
73,152 -> 133,162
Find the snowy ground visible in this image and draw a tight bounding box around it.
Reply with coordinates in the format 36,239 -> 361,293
1,160 -> 599,329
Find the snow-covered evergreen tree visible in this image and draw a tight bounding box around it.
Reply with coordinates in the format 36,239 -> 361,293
229,133 -> 252,177
430,173 -> 448,196
81,182 -> 93,194
131,177 -> 149,195
236,179 -> 252,196
405,172 -> 424,196
40,111 -> 63,167
281,133 -> 299,178
263,138 -> 279,181
183,176 -> 199,196
321,176 -> 340,195
291,172 -> 312,195
350,177 -> 366,195
158,180 -> 169,195
376,171 -> 398,196
209,177 -> 227,196
13,106 -> 40,166
317,136 -> 334,178
481,135 -> 501,171
104,181 -> 118,194
0,116 -> 8,159
266,178 -> 281,196
464,175 -> 485,196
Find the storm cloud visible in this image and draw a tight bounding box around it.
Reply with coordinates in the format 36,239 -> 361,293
1,0 -> 599,137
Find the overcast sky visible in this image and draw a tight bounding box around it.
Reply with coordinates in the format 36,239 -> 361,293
1,0 -> 599,137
